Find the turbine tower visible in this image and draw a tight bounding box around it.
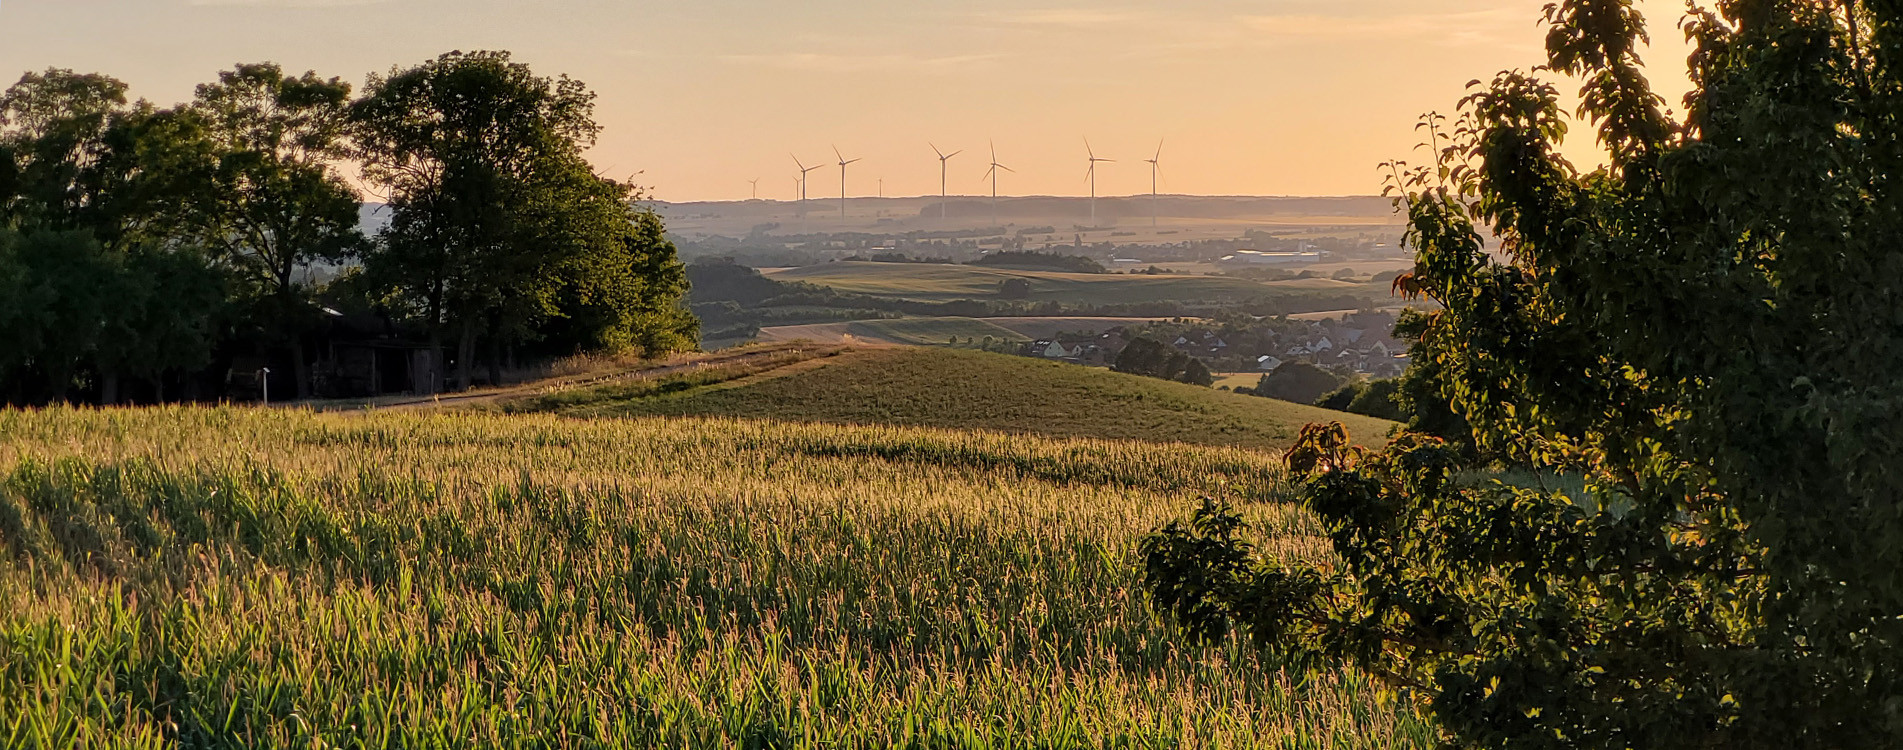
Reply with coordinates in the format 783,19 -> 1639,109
792,154 -> 822,202
1144,140 -> 1163,228
981,140 -> 1013,228
833,145 -> 860,219
1085,138 -> 1114,227
932,143 -> 963,220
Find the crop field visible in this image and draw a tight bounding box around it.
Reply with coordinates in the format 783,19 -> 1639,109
541,347 -> 1396,451
766,262 -> 1298,305
0,407 -> 1427,748
849,318 -> 1031,346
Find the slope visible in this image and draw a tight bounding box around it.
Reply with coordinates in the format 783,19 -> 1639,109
543,347 -> 1396,450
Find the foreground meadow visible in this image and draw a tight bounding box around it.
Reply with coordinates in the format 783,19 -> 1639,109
0,407 -> 1428,748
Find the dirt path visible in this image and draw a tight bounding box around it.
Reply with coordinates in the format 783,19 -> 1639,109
304,343 -> 841,413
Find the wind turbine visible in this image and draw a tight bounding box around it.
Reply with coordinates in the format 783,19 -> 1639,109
792,155 -> 823,201
1085,138 -> 1114,227
932,143 -> 963,220
749,178 -> 760,200
981,140 -> 1013,228
1144,139 -> 1163,228
834,145 -> 860,219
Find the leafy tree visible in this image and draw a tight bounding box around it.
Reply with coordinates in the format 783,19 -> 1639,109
1317,378 -> 1409,421
997,277 -> 1033,299
0,70 -> 128,233
1315,381 -> 1359,411
1178,357 -> 1213,387
191,62 -> 363,398
354,51 -> 693,390
1146,2 -> 1903,747
1251,361 -> 1340,404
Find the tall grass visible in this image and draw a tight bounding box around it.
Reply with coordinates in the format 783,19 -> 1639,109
0,407 -> 1430,748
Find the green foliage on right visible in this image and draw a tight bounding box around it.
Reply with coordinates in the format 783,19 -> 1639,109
1144,2 -> 1903,747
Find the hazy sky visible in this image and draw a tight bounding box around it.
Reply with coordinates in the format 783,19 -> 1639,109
0,1 -> 1693,202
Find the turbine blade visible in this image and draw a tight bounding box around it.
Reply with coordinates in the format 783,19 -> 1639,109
833,145 -> 843,161
931,142 -> 944,159
948,150 -> 962,159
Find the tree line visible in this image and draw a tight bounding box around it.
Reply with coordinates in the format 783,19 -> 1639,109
0,51 -> 694,405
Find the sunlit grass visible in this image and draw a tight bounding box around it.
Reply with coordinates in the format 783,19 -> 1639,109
0,407 -> 1429,748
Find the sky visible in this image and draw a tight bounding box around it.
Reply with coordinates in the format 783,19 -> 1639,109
0,1 -> 1693,202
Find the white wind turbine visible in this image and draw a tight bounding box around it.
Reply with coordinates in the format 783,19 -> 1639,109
981,140 -> 1013,228
749,178 -> 760,200
1085,138 -> 1114,227
932,143 -> 963,220
1144,139 -> 1163,228
792,154 -> 822,203
834,145 -> 860,219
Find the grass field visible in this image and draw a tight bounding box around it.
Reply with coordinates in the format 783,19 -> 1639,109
757,318 -> 1167,347
0,407 -> 1427,748
1213,371 -> 1267,391
848,317 -> 1030,346
539,347 -> 1396,451
768,262 -> 1301,305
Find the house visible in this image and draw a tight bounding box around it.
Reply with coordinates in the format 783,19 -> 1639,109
1041,340 -> 1072,358
1256,355 -> 1284,371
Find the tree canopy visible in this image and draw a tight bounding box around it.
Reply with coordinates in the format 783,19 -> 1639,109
1145,1 -> 1903,747
0,54 -> 697,405
353,50 -> 693,389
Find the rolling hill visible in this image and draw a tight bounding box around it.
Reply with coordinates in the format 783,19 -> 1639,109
528,347 -> 1396,451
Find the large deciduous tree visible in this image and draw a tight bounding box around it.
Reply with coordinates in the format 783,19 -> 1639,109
0,71 -> 227,403
191,62 -> 364,398
353,50 -> 693,391
1144,2 -> 1903,747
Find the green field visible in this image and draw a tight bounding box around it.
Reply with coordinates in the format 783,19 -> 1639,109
0,407 -> 1427,748
847,317 -> 1031,345
542,347 -> 1396,451
768,262 -> 1332,305
1213,371 -> 1267,391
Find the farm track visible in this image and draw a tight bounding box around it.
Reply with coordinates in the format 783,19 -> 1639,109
305,343 -> 843,413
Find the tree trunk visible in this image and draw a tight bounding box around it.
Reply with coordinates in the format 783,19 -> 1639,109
427,332 -> 444,396
486,311 -> 504,387
456,319 -> 476,391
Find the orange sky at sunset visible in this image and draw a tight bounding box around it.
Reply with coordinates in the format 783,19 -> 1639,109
1,1 -> 1694,201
